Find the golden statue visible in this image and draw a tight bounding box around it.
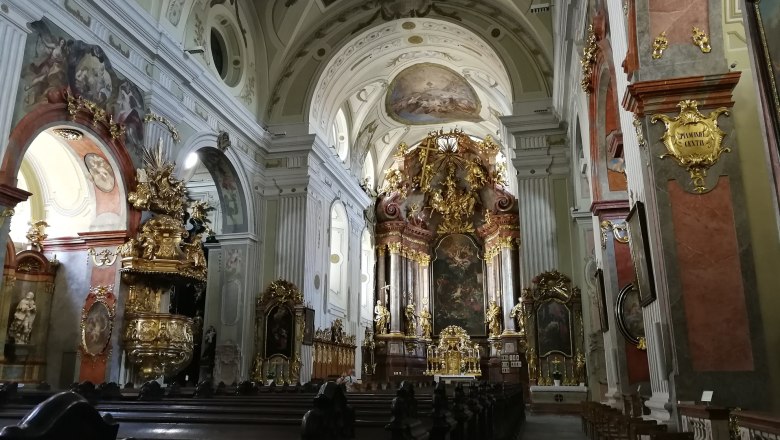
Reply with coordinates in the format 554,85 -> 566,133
189,200 -> 212,224
25,221 -> 49,251
9,292 -> 37,344
485,300 -> 502,338
527,347 -> 537,382
117,237 -> 139,258
575,350 -> 586,384
404,303 -> 417,336
374,300 -> 390,335
510,301 -> 525,335
251,353 -> 264,381
419,308 -> 432,340
290,354 -> 301,383
183,234 -> 207,271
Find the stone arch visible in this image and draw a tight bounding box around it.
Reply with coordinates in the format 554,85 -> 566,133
176,132 -> 253,234
0,91 -> 140,232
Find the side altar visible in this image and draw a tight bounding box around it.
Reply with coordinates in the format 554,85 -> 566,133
522,271 -> 588,413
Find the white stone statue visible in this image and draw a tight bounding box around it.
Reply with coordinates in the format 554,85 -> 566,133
9,292 -> 37,344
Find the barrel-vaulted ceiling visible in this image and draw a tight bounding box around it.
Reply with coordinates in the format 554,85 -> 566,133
261,0 -> 553,181
152,0 -> 553,180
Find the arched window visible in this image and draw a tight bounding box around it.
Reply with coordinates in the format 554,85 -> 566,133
333,108 -> 349,162
362,150 -> 375,192
360,228 -> 374,321
328,201 -> 349,313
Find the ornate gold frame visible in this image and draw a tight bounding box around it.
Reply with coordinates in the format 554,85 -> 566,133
251,279 -> 305,384
79,285 -> 117,361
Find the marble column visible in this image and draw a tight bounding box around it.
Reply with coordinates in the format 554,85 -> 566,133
503,111 -> 570,289
388,246 -> 402,335
376,247 -> 387,304
625,73 -> 769,411
499,246 -> 520,334
620,0 -> 772,413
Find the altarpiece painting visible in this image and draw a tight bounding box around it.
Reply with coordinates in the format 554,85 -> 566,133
432,233 -> 485,336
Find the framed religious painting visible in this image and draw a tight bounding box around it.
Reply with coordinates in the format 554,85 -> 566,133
79,285 -> 116,359
626,201 -> 656,306
265,305 -> 294,358
594,268 -> 609,332
615,283 -> 645,346
745,1 -> 780,164
535,300 -> 573,357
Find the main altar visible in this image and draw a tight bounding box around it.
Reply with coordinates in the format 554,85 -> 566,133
366,129 -> 526,384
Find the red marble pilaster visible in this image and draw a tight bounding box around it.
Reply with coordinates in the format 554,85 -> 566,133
669,178 -> 753,371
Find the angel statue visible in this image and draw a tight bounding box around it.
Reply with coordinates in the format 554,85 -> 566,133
485,300 -> 502,338
374,300 -> 390,335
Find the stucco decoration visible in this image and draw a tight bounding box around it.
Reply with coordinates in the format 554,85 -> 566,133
386,63 -> 482,125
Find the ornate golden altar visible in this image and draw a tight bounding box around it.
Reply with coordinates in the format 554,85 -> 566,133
424,325 -> 481,377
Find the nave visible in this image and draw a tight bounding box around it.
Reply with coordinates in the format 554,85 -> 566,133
519,414 -> 586,440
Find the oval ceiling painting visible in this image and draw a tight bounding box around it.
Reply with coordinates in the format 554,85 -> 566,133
386,63 -> 482,125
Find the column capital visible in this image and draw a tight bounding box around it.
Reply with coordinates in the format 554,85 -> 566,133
512,145 -> 570,178
501,111 -> 567,137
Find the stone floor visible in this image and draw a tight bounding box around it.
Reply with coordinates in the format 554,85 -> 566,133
518,413 -> 588,440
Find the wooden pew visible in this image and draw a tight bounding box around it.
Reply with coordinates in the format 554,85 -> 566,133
0,381 -> 522,440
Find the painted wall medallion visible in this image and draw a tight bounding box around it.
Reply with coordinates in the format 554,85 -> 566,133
84,153 -> 115,193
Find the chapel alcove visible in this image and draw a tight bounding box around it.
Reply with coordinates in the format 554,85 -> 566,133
0,245 -> 58,382
368,129 -> 523,384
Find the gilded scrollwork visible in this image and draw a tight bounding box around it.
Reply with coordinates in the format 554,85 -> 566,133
64,89 -> 126,139
580,24 -> 598,93
652,32 -> 668,60
143,112 -> 181,143
258,279 -> 304,310
691,26 -> 711,53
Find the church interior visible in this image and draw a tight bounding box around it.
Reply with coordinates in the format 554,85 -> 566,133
0,0 -> 778,439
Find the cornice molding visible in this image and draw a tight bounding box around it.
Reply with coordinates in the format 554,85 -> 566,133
0,184 -> 31,208
589,199 -> 630,218
623,72 -> 741,117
